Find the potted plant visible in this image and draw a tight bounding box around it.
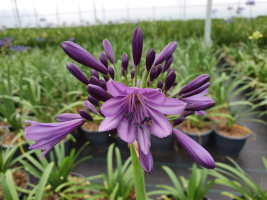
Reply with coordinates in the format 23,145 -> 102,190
19,141 -> 92,199
208,71 -> 266,155
178,116 -> 213,147
146,163 -> 215,200
87,143 -> 135,199
0,135 -> 30,199
81,121 -> 109,149
208,157 -> 267,200
1,163 -> 54,200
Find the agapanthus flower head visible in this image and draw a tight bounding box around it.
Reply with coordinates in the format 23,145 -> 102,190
249,31 -> 263,40
26,27 -> 216,174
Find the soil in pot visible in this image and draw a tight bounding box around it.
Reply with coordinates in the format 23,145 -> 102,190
214,124 -> 250,156
0,127 -> 9,138
82,122 -> 109,149
179,121 -> 212,147
2,133 -> 26,146
216,124 -> 249,138
0,121 -> 9,127
160,194 -> 208,200
0,171 -> 28,200
44,174 -> 88,200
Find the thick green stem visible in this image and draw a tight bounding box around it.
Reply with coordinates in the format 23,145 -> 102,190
141,70 -> 148,88
130,144 -> 146,200
113,64 -> 121,82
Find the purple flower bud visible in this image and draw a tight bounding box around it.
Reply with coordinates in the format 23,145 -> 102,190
146,48 -> 156,71
185,100 -> 215,111
84,101 -> 98,114
131,68 -> 135,79
122,53 -> 129,71
157,80 -> 164,89
121,65 -> 125,77
156,64 -> 163,76
102,39 -> 115,64
179,74 -> 210,94
89,76 -> 100,87
103,75 -> 109,82
108,66 -> 114,80
88,95 -> 99,107
139,150 -> 153,174
182,111 -> 194,117
132,27 -> 143,66
99,79 -> 107,91
167,67 -> 175,75
79,110 -> 93,121
154,42 -> 177,66
87,84 -> 110,102
62,41 -> 107,74
162,55 -> 174,73
173,117 -> 184,126
100,52 -> 108,69
147,80 -> 150,87
66,63 -> 90,85
150,67 -> 158,82
180,82 -> 210,98
172,128 -> 215,169
56,113 -> 83,122
91,69 -> 99,79
164,71 -> 176,91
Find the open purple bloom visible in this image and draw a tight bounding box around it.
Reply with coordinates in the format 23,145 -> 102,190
99,80 -> 185,155
172,128 -> 215,169
25,117 -> 85,159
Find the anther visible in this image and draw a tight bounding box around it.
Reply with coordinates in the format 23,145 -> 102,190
147,116 -> 152,121
131,122 -> 135,125
141,117 -> 148,124
129,112 -> 134,120
123,113 -> 128,119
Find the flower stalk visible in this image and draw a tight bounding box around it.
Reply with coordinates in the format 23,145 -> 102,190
130,144 -> 146,200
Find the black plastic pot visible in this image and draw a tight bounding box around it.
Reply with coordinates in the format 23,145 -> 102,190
18,171 -> 30,200
116,137 -> 129,152
151,133 -> 174,152
214,125 -> 250,156
179,126 -> 213,147
0,126 -> 10,141
69,127 -> 83,148
0,133 -> 29,158
81,125 -> 109,149
163,194 -> 210,200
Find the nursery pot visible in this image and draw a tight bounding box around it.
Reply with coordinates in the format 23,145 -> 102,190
178,125 -> 213,147
18,171 -> 30,200
81,124 -> 109,149
0,133 -> 29,158
163,194 -> 210,200
151,133 -> 174,152
70,127 -> 83,148
214,124 -> 250,156
116,137 -> 129,152
0,126 -> 10,141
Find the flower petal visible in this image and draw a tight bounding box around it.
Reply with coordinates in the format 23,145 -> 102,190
181,95 -> 212,104
118,117 -> 137,144
107,80 -> 127,97
139,150 -> 153,174
99,104 -> 128,132
195,111 -> 206,116
146,107 -> 172,138
172,128 -> 215,169
143,88 -> 166,105
137,124 -> 151,155
146,98 -> 186,115
56,113 -> 83,122
101,96 -> 128,117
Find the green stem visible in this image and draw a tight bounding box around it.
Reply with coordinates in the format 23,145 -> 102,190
134,65 -> 139,87
141,70 -> 148,88
113,64 -> 121,82
125,71 -> 129,87
130,144 -> 146,200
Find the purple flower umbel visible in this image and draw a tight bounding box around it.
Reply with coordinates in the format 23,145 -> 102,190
25,26 -> 216,174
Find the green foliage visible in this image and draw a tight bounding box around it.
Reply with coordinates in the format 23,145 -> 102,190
208,157 -> 267,200
87,143 -> 134,200
147,163 -> 215,200
19,141 -> 91,193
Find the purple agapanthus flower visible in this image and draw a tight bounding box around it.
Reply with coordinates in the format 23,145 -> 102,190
246,0 -> 255,5
25,26 -> 216,173
36,37 -> 45,42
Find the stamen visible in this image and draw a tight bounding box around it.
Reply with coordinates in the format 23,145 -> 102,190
131,122 -> 135,125
129,112 -> 134,120
123,113 -> 128,119
147,116 -> 152,121
147,121 -> 152,126
141,117 -> 148,124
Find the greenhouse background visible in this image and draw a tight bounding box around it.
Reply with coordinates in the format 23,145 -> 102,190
1,0 -> 267,200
